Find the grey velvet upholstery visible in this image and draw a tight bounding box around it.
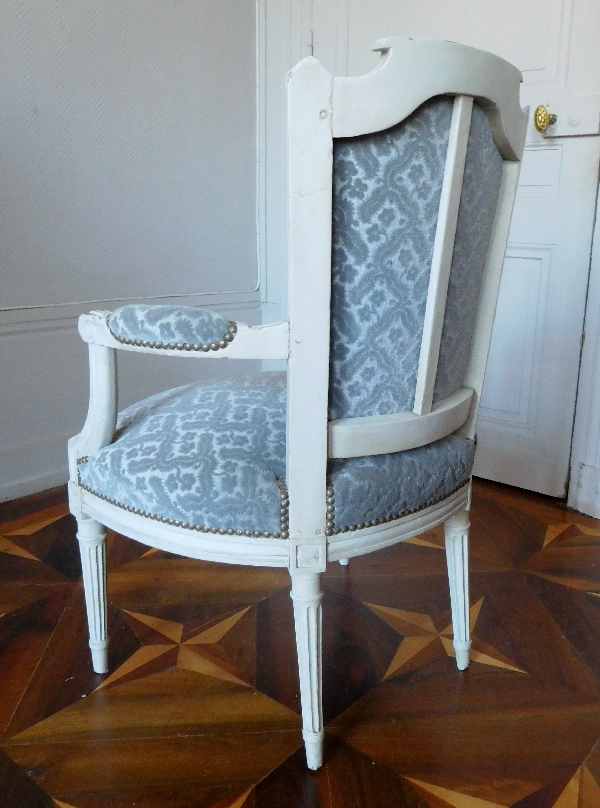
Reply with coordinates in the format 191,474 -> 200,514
330,98 -> 503,418
329,97 -> 453,420
79,375 -> 288,537
79,374 -> 474,534
108,304 -> 233,349
329,435 -> 474,530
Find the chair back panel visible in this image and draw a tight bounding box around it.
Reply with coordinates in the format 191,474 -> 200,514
330,97 -> 504,422
433,103 -> 504,403
329,97 -> 454,421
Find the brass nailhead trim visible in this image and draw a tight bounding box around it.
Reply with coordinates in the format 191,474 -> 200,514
324,481 -> 467,537
76,459 -> 288,540
77,459 -> 464,540
107,321 -> 238,352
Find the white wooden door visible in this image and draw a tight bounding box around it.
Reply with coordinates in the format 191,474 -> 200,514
475,133 -> 600,494
306,0 -> 600,496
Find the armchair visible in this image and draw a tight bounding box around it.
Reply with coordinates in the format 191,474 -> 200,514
68,38 -> 527,771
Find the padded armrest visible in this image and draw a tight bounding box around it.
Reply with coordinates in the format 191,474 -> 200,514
107,304 -> 236,351
79,309 -> 289,360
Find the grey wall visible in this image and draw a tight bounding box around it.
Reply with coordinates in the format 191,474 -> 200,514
0,0 -> 260,500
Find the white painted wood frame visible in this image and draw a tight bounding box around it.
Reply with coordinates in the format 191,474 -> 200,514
329,387 -> 474,458
414,95 -> 473,416
332,38 -> 526,159
285,57 -> 333,548
568,186 -> 600,516
444,509 -> 471,670
68,38 -> 527,772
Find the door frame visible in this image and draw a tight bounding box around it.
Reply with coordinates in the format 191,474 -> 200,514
568,178 -> 600,516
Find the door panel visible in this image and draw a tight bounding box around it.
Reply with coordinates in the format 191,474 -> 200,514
474,137 -> 600,494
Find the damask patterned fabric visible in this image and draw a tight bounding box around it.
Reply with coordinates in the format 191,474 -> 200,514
433,104 -> 504,402
108,304 -> 231,347
79,375 -> 288,535
329,436 -> 474,529
79,374 -> 474,535
329,97 -> 453,420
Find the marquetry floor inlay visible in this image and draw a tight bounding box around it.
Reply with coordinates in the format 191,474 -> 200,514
2,479 -> 600,807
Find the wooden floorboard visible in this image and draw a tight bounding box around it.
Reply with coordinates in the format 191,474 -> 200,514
1,479 -> 600,807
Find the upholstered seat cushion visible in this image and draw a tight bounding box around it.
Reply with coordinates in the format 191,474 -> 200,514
107,304 -> 234,349
78,373 -> 475,537
79,375 -> 288,537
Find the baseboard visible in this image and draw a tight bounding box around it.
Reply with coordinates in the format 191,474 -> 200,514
0,465 -> 69,504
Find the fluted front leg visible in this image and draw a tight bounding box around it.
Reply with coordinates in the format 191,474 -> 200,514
444,509 -> 471,671
290,572 -> 324,770
77,517 -> 109,673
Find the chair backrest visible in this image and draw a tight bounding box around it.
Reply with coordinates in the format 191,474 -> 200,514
284,38 -> 527,542
329,97 -> 504,421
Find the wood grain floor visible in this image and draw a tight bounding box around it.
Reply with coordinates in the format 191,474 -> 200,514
1,479 -> 600,807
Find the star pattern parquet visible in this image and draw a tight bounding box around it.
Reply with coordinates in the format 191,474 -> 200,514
2,479 -> 600,806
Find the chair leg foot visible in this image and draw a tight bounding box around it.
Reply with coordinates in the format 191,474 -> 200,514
77,517 -> 109,674
454,643 -> 471,671
90,642 -> 109,673
338,558 -> 349,566
291,572 -> 324,770
303,729 -> 325,770
444,509 -> 471,671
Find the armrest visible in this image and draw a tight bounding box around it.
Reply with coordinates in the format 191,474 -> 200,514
79,306 -> 289,360
107,304 -> 235,350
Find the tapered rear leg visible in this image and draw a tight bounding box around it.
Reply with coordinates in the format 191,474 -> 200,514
444,509 -> 471,670
290,571 -> 324,770
77,516 -> 109,673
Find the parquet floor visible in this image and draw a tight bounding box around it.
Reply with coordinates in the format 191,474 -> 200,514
2,480 -> 600,807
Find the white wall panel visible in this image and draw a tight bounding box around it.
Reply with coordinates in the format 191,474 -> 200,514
0,0 -> 260,500
0,0 -> 258,307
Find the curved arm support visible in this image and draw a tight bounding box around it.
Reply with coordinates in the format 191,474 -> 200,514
78,310 -> 289,360
68,336 -> 117,480
328,387 -> 473,458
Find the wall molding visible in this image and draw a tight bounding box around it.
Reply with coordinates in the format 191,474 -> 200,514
478,246 -> 551,434
519,0 -> 573,90
0,290 -> 261,328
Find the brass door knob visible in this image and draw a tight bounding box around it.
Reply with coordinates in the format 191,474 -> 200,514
534,105 -> 557,134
